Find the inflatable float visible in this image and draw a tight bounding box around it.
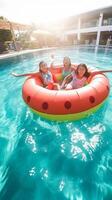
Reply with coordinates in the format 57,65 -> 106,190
22,66 -> 110,121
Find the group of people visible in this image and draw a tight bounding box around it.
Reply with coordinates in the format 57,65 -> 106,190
12,56 -> 91,90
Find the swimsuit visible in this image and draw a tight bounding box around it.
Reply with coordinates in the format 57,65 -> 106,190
42,71 -> 54,86
71,71 -> 87,89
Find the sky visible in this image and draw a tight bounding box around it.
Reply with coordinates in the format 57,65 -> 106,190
0,0 -> 112,24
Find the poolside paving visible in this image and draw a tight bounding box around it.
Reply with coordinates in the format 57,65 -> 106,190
0,48 -> 56,60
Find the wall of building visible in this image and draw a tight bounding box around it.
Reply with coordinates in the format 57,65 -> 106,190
61,6 -> 112,47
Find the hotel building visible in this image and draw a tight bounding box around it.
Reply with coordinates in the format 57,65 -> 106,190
61,6 -> 112,48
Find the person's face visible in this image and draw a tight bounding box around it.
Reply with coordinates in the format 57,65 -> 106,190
63,58 -> 70,67
77,66 -> 86,77
40,63 -> 48,73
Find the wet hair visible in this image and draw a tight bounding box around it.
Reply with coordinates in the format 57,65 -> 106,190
39,61 -> 47,73
75,64 -> 90,78
63,56 -> 71,67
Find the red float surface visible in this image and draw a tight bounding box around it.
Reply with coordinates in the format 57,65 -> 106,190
22,66 -> 110,115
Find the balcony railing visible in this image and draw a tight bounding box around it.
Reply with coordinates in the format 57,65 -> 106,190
102,18 -> 112,26
81,20 -> 98,28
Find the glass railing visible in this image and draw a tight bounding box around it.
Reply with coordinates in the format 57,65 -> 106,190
62,17 -> 112,31
102,18 -> 112,26
81,20 -> 98,28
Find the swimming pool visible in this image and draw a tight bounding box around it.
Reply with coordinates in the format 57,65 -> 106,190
0,47 -> 112,200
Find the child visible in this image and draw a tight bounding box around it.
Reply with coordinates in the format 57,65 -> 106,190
62,57 -> 73,79
61,64 -> 90,90
12,61 -> 60,90
39,61 -> 60,89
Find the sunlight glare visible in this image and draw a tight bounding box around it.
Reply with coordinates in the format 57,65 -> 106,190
1,0 -> 112,24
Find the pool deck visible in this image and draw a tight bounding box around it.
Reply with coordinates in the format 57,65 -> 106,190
0,47 -> 56,60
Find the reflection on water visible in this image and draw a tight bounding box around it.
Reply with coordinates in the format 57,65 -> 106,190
0,47 -> 112,200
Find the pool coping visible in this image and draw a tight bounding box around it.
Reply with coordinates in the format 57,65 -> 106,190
0,47 -> 57,60
0,45 -> 111,61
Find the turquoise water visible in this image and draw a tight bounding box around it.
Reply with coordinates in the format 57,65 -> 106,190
0,47 -> 112,200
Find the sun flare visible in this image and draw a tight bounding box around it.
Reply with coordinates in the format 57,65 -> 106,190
1,0 -> 112,24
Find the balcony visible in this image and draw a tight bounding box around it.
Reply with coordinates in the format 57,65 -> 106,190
102,18 -> 112,26
81,20 -> 98,28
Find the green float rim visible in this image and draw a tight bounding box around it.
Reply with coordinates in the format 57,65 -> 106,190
29,100 -> 106,122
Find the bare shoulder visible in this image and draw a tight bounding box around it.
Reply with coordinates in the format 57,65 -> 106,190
71,64 -> 78,70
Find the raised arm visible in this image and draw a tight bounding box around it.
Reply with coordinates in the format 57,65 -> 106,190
50,54 -> 56,68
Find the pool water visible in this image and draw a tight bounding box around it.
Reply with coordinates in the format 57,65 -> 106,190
0,47 -> 112,200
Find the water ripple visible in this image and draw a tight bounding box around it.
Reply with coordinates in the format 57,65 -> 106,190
0,47 -> 112,200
